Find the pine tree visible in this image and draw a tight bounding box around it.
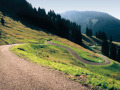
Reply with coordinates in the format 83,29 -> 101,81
86,27 -> 89,36
110,35 -> 112,42
89,29 -> 92,37
102,40 -> 109,56
96,32 -> 98,38
98,31 -> 102,39
1,18 -> 5,26
38,7 -> 46,16
75,25 -> 82,45
110,44 -> 117,60
102,32 -> 107,41
86,27 -> 92,37
117,48 -> 120,62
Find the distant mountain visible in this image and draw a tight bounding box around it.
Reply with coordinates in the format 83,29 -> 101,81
61,11 -> 120,41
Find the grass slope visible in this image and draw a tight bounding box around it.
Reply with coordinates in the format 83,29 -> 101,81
11,43 -> 120,90
82,34 -> 103,54
0,12 -> 120,89
0,12 -> 54,45
82,34 -> 120,54
52,40 -> 104,63
0,11 -> 103,63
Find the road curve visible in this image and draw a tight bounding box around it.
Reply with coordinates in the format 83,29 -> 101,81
0,44 -> 89,90
47,41 -> 111,65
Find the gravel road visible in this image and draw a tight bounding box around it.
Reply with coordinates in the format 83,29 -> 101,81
47,41 -> 111,65
0,44 -> 89,90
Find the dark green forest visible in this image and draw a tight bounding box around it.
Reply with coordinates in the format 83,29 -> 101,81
95,31 -> 120,62
0,0 -> 82,45
61,11 -> 120,42
85,27 -> 120,62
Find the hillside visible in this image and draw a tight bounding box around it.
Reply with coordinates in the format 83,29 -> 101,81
0,11 -> 101,54
0,11 -> 102,62
61,11 -> 120,42
82,34 -> 120,54
0,11 -> 120,89
0,0 -> 82,46
82,34 -> 102,54
0,12 -> 54,45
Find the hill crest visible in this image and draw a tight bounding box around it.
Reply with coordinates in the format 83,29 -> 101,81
61,11 -> 120,41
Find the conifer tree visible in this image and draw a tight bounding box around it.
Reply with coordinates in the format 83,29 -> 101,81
38,7 -> 46,16
95,32 -> 98,38
89,29 -> 92,37
98,31 -> 102,39
102,32 -> 107,41
86,27 -> 89,36
86,27 -> 92,37
102,40 -> 109,56
110,35 -> 112,42
117,48 -> 120,62
110,44 -> 117,60
75,25 -> 82,45
1,18 -> 5,26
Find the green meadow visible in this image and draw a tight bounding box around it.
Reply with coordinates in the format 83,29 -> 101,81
1,12 -> 120,89
11,42 -> 120,90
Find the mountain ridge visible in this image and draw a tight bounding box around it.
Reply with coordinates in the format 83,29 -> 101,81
60,11 -> 120,41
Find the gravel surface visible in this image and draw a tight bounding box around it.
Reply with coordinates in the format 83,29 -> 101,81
47,41 -> 111,65
0,44 -> 89,90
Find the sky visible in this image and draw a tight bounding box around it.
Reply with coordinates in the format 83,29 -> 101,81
26,0 -> 120,19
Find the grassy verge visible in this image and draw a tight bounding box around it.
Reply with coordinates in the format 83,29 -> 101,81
11,43 -> 120,90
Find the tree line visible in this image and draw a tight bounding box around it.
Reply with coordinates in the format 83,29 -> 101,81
95,31 -> 107,41
102,40 -> 120,62
0,0 -> 82,45
95,31 -> 120,62
86,27 -> 92,37
85,28 -> 120,62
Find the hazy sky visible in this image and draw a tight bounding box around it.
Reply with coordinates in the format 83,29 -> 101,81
26,0 -> 120,19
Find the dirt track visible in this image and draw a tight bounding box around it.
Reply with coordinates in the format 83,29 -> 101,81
0,44 -> 89,90
47,41 -> 111,65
